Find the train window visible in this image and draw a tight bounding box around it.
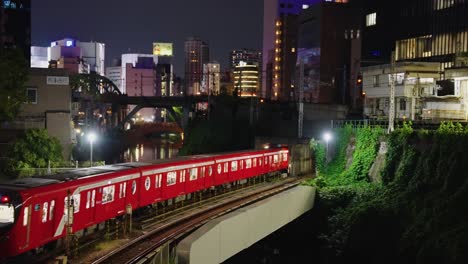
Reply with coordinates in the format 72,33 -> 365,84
217,164 -> 222,174
189,168 -> 198,181
224,163 -> 228,173
145,177 -> 151,191
253,158 -> 256,167
269,156 -> 272,164
123,182 -> 127,197
132,180 -> 137,195
179,171 -> 186,182
283,153 -> 288,161
246,159 -> 252,169
86,191 -> 90,208
49,200 -> 55,221
119,184 -> 123,199
42,202 -> 48,223
259,158 -> 262,166
265,157 -> 268,165
73,194 -> 80,213
209,166 -> 213,176
65,194 -> 81,214
201,167 -> 205,178
274,155 -> 279,163
240,160 -> 243,170
23,207 -> 29,226
231,161 -> 237,172
102,186 -> 115,204
167,172 -> 177,186
91,190 -> 96,207
158,174 -> 162,187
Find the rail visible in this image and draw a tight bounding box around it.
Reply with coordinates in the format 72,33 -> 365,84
90,177 -> 303,264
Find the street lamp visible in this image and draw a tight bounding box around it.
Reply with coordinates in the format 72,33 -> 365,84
323,132 -> 332,162
87,132 -> 97,167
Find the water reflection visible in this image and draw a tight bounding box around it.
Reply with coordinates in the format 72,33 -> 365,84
124,140 -> 181,162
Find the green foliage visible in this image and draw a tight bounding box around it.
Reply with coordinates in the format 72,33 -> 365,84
4,129 -> 63,178
312,122 -> 468,263
341,126 -> 382,182
0,48 -> 28,122
309,125 -> 382,187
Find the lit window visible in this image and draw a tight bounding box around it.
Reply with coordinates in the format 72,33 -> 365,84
366,13 -> 377,26
302,4 -> 309,9
291,48 -> 296,53
23,207 -> 29,226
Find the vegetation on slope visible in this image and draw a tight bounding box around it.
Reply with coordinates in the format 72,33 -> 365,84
308,122 -> 468,264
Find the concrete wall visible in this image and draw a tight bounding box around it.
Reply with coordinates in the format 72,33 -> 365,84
177,185 -> 316,264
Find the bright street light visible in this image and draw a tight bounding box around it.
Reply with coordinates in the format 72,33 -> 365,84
323,132 -> 332,162
87,132 -> 97,167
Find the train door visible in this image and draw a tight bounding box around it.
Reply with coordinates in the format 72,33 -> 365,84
126,180 -> 139,212
18,204 -> 31,250
40,200 -> 56,243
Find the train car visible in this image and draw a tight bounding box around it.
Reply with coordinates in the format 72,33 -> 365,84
0,147 -> 290,259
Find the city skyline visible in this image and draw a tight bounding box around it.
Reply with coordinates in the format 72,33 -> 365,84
31,0 -> 264,76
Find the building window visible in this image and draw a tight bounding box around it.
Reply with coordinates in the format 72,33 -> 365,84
373,75 -> 379,87
400,98 -> 407,111
366,13 -> 377,26
26,88 -> 37,104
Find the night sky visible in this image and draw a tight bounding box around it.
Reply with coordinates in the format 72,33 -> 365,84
32,0 -> 264,76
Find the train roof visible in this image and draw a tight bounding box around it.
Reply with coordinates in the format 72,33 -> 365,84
0,148 -> 288,190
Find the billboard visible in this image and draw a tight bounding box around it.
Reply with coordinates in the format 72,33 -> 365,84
153,43 -> 173,56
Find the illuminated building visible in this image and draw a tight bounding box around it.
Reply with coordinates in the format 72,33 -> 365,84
262,0 -> 323,101
31,38 -> 105,76
185,37 -> 209,95
297,1 -> 360,105
233,62 -> 260,97
362,0 -> 468,68
202,62 -> 221,94
153,42 -> 174,96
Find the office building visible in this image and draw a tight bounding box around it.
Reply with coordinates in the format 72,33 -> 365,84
202,62 -> 221,94
185,37 -> 209,95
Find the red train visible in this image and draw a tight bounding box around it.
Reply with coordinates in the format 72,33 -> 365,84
0,147 -> 289,258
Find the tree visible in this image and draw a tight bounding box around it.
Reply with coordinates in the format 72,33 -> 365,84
0,48 -> 28,122
4,129 -> 63,178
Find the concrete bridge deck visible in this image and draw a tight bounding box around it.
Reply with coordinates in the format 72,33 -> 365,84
176,185 -> 316,264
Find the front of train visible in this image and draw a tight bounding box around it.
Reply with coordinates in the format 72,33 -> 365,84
0,187 -> 24,258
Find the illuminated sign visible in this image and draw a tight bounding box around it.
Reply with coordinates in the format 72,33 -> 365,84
153,43 -> 173,56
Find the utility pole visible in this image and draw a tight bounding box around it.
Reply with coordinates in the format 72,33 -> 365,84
298,57 -> 304,138
388,51 -> 396,133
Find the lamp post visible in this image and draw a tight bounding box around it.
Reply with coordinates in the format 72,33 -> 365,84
324,132 -> 332,162
88,132 -> 97,167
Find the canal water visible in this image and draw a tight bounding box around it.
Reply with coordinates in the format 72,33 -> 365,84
122,140 -> 180,162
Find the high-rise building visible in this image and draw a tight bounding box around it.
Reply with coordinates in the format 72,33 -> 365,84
153,42 -> 174,96
233,62 -> 260,97
0,0 -> 31,61
361,0 -> 468,68
262,0 -> 320,101
229,49 -> 262,70
185,37 -> 209,95
120,53 -> 158,94
202,62 -> 221,94
297,1 -> 360,105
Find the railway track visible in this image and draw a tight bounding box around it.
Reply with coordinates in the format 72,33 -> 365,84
88,177 -> 303,264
